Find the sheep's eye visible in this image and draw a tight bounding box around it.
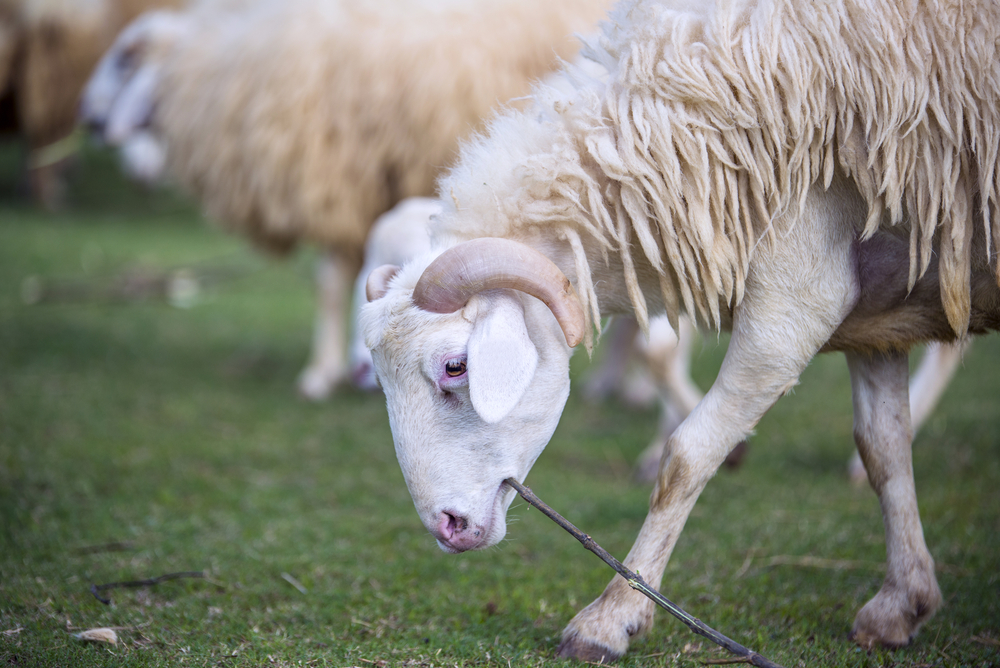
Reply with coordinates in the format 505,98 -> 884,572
445,359 -> 467,377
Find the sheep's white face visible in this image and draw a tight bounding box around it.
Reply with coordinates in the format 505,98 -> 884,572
361,276 -> 572,553
80,10 -> 186,170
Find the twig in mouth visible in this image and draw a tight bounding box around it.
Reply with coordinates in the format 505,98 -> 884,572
505,478 -> 786,668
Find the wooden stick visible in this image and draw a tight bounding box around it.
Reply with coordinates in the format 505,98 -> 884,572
90,571 -> 212,605
505,478 -> 785,668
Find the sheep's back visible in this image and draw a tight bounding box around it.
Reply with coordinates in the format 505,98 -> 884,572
156,0 -> 614,254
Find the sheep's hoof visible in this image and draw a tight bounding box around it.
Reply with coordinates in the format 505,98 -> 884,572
556,635 -> 623,664
297,366 -> 341,401
849,576 -> 941,649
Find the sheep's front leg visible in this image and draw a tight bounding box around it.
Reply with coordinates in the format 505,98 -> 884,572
298,249 -> 361,400
846,350 -> 941,648
562,289 -> 857,656
558,311 -> 842,661
558,183 -> 860,662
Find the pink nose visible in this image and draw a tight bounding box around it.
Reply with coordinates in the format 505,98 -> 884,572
435,511 -> 486,552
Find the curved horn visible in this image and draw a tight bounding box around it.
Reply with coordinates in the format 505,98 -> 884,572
412,238 -> 586,347
366,264 -> 400,302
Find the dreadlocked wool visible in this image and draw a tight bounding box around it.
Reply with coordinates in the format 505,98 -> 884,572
437,0 -> 1000,342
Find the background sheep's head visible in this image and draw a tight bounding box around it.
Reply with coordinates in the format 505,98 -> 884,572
360,239 -> 584,553
79,10 -> 188,183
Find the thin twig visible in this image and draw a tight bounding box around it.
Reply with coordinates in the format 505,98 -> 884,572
505,479 -> 786,668
73,541 -> 135,555
280,572 -> 308,595
972,635 -> 1000,647
90,571 -> 214,605
702,658 -> 753,665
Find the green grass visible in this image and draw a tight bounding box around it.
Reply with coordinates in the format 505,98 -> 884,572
1,145 -> 998,667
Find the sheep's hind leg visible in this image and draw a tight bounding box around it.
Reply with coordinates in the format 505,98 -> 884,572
846,350 -> 941,648
847,340 -> 965,484
298,249 -> 361,400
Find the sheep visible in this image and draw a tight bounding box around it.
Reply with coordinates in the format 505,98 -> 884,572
349,197 -> 437,390
0,0 -> 181,208
78,0 -> 615,400
349,200 -> 725,475
360,0 -> 1000,660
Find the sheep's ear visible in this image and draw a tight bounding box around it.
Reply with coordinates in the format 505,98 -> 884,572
105,64 -> 159,144
467,293 -> 538,424
366,265 -> 400,301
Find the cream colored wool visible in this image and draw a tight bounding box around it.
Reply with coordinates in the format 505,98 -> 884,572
437,0 -> 1000,340
154,0 -> 614,255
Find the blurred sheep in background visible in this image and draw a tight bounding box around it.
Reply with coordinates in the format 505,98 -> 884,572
80,0 -> 616,399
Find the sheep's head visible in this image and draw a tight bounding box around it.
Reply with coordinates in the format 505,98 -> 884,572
360,239 -> 584,553
80,10 -> 188,180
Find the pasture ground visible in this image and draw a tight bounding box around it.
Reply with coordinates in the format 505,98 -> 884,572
1,145 -> 998,667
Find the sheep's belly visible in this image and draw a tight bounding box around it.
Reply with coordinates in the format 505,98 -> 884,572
822,232 -> 1000,353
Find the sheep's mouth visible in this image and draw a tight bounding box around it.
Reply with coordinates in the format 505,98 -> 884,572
481,479 -> 518,547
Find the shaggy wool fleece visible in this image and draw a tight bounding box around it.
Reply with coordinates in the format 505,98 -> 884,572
437,0 -> 1000,341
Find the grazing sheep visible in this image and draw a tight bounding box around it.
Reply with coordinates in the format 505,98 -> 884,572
0,0 -> 180,208
79,0 -> 614,399
361,0 -> 1000,660
349,197 -> 437,390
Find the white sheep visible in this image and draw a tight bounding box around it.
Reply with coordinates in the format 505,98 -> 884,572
79,0 -> 615,399
0,0 -> 180,208
361,0 -> 999,660
348,197 -> 437,390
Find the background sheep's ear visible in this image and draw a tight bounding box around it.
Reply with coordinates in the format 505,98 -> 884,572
467,293 -> 538,424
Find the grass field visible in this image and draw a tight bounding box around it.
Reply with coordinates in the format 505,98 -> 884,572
1,146 -> 998,667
